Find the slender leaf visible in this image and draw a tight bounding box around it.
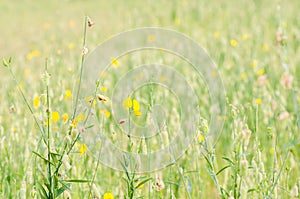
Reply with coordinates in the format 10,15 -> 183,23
216,165 -> 231,176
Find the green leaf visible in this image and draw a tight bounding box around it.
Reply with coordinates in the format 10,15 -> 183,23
247,188 -> 257,193
216,165 -> 230,175
134,177 -> 152,189
37,182 -> 49,199
63,179 -> 91,183
32,151 -> 55,166
55,180 -> 71,198
55,186 -> 68,198
222,157 -> 235,165
85,124 -> 94,129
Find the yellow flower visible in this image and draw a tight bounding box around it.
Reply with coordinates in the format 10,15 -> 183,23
242,34 -> 248,40
70,120 -> 78,128
133,99 -> 142,116
33,96 -> 40,108
134,110 -> 142,116
65,89 -> 73,100
75,112 -> 86,122
211,71 -> 217,77
68,43 -> 74,50
148,35 -> 155,42
133,99 -> 140,111
240,73 -> 247,80
230,39 -> 238,47
262,44 -> 269,52
123,97 -> 133,110
78,143 -> 87,155
32,50 -> 40,57
257,69 -> 265,76
103,192 -> 114,199
43,22 -> 50,29
62,113 -> 69,123
111,58 -> 119,67
198,133 -> 205,143
26,53 -> 33,60
214,31 -> 220,38
100,87 -> 108,92
255,98 -> 262,105
251,60 -> 258,68
104,110 -> 111,118
269,148 -> 275,154
52,112 -> 60,123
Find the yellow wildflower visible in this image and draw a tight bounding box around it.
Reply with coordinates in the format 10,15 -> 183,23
26,53 -> 33,60
133,99 -> 142,116
257,69 -> 265,76
52,112 -> 60,123
32,50 -> 40,57
269,148 -> 275,154
104,110 -> 111,118
78,143 -> 87,155
242,34 -> 248,40
255,98 -> 262,105
133,99 -> 140,111
65,89 -> 73,100
148,35 -> 155,42
33,96 -> 40,108
111,58 -> 119,67
262,44 -> 269,52
134,110 -> 142,116
230,39 -> 238,47
240,73 -> 247,80
251,60 -> 258,68
43,22 -> 50,29
68,43 -> 74,50
62,113 -> 69,123
100,87 -> 108,92
70,120 -> 78,128
75,112 -> 86,122
123,97 -> 133,110
198,133 -> 205,143
214,31 -> 220,38
103,192 -> 114,199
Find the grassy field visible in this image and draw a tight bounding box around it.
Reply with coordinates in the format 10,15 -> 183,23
1,0 -> 300,198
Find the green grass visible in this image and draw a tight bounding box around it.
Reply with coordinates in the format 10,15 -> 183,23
1,0 -> 300,198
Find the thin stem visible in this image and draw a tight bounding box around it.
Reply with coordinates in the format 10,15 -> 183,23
53,16 -> 88,176
72,16 -> 88,120
8,67 -> 47,145
45,58 -> 53,198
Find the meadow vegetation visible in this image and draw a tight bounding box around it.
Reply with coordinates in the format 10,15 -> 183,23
0,0 -> 299,198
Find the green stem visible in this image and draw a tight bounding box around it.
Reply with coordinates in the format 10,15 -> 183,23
53,16 -> 88,176
72,16 -> 88,120
8,67 -> 47,145
45,58 -> 53,198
